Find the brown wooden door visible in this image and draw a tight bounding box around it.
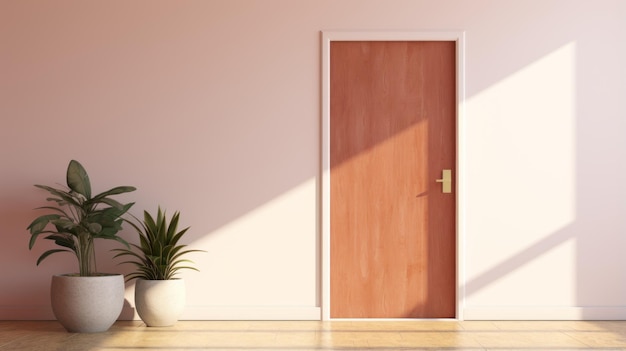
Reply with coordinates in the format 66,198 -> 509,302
330,41 -> 456,318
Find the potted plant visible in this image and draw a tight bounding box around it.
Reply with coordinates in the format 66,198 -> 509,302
114,207 -> 204,327
27,160 -> 136,333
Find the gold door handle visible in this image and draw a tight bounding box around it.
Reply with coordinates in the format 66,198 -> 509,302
435,169 -> 452,193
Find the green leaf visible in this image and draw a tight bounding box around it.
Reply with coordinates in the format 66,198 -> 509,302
44,234 -> 76,251
170,227 -> 190,247
91,186 -> 137,203
112,247 -> 143,260
34,206 -> 69,217
35,184 -> 83,207
29,160 -> 137,275
88,222 -> 102,234
36,249 -> 70,265
107,235 -> 130,249
52,218 -> 75,230
66,160 -> 91,199
27,214 -> 63,250
27,214 -> 60,234
114,207 -> 205,280
98,197 -> 124,210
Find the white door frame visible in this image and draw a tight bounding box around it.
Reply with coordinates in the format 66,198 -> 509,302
320,31 -> 466,320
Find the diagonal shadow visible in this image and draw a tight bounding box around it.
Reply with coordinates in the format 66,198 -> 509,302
464,225 -> 576,298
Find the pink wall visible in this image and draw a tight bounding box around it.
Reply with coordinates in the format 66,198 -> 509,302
1,0 -> 625,320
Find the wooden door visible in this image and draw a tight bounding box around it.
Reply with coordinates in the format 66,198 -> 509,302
330,41 -> 456,318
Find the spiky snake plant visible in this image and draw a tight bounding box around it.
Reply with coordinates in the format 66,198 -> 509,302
114,208 -> 204,281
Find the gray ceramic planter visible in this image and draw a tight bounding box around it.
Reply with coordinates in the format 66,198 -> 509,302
135,279 -> 185,327
50,274 -> 125,333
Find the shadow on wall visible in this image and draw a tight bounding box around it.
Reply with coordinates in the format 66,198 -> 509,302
463,8 -> 626,316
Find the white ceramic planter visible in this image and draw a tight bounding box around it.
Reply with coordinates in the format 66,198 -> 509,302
50,274 -> 125,333
135,279 -> 185,327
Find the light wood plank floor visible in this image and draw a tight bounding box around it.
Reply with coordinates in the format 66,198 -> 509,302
1,320 -> 626,350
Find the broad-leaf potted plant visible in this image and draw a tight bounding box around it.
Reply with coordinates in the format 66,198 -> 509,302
114,207 -> 204,327
27,160 -> 136,333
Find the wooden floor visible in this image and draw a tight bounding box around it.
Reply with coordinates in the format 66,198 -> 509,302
1,320 -> 626,350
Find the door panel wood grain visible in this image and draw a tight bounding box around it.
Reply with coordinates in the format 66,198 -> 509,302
330,41 -> 456,318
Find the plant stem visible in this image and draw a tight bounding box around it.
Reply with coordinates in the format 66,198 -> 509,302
78,231 -> 96,276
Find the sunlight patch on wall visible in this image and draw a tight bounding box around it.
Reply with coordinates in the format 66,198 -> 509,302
188,178 -> 318,307
465,42 -> 577,304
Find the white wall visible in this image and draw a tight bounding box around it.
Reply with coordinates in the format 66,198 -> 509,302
1,0 -> 624,320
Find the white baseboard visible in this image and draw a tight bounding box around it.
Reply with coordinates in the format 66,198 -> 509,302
0,305 -> 54,320
180,306 -> 322,320
1,305 -> 321,321
5,305 -> 624,321
463,306 -> 626,320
